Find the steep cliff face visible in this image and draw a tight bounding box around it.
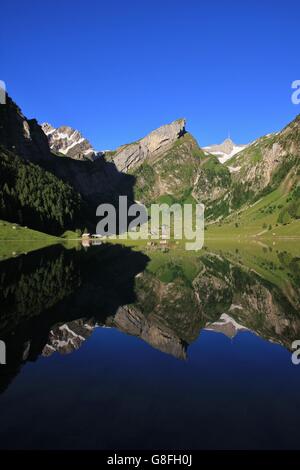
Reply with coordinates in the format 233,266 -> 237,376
131,132 -> 205,204
112,118 -> 186,173
110,113 -> 299,216
196,114 -> 300,223
42,123 -> 100,161
1,93 -> 300,231
111,305 -> 188,359
106,267 -> 202,359
105,250 -> 300,355
0,95 -> 51,162
192,252 -> 300,348
0,95 -> 125,219
227,115 -> 300,194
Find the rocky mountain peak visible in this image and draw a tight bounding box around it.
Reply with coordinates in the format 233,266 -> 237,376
42,122 -> 99,160
112,118 -> 186,173
204,137 -> 248,163
221,138 -> 235,152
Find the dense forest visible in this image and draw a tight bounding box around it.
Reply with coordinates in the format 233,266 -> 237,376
0,146 -> 87,235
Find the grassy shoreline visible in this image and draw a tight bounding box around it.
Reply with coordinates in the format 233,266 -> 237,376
0,220 -> 80,260
1,217 -> 300,262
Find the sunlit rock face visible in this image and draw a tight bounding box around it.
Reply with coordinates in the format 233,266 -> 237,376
42,123 -> 101,161
112,119 -> 186,173
112,305 -> 188,360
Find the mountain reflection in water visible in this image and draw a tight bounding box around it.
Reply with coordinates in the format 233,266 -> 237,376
1,242 -> 300,391
1,242 -> 300,450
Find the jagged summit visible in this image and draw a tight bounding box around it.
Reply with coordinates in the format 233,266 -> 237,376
113,118 -> 186,172
204,137 -> 248,163
41,118 -> 186,167
41,122 -> 103,161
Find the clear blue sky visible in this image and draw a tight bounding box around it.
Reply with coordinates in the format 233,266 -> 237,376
1,0 -> 300,149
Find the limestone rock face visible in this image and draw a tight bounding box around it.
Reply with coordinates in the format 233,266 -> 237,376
113,118 -> 186,172
42,123 -> 100,161
113,305 -> 187,359
229,114 -> 300,193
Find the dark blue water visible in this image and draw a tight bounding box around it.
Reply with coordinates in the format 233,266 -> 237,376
0,243 -> 300,449
0,328 -> 300,449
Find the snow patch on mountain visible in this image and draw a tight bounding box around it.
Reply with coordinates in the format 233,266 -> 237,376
41,123 -> 105,161
203,138 -> 248,163
205,312 -> 248,338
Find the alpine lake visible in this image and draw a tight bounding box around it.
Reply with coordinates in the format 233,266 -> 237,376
0,237 -> 300,450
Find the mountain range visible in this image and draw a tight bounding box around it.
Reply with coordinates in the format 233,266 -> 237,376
0,93 -> 299,237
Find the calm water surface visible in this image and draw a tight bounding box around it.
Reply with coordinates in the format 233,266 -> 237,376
0,242 -> 300,449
